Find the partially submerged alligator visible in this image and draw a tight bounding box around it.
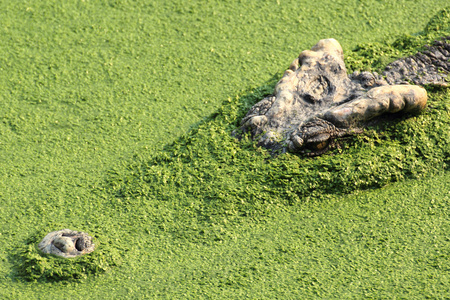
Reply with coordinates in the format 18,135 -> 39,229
239,37 -> 449,156
38,229 -> 95,258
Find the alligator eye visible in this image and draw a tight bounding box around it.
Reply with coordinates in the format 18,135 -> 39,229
306,140 -> 329,151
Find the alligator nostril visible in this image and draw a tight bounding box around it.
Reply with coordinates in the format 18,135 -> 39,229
75,238 -> 85,251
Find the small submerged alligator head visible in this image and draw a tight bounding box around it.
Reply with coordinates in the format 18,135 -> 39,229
239,37 -> 449,156
38,229 -> 95,258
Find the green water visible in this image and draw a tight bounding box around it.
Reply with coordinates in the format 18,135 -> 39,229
0,1 -> 449,298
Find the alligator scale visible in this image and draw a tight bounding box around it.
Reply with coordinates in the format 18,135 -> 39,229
239,38 -> 449,155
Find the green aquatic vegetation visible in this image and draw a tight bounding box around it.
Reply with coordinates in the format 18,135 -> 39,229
345,7 -> 450,72
1,1 -> 450,298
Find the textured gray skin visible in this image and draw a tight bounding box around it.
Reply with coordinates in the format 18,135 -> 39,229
240,38 -> 449,156
38,229 -> 95,258
383,36 -> 450,86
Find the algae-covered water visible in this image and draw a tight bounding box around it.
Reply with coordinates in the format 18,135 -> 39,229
1,1 -> 449,298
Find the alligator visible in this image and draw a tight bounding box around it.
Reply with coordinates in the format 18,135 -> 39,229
38,229 -> 95,258
239,37 -> 449,156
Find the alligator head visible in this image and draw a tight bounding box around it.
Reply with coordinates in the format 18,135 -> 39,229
239,37 -> 449,155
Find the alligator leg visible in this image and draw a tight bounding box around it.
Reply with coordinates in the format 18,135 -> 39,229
323,85 -> 428,128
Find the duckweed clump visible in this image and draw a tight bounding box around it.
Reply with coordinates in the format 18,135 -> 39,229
13,230 -> 122,282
